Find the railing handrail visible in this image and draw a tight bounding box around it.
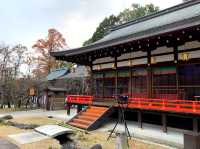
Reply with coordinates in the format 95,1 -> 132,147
65,95 -> 200,115
66,95 -> 93,105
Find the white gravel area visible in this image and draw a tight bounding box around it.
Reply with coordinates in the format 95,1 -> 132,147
97,120 -> 183,148
0,109 -> 183,148
0,109 -> 76,121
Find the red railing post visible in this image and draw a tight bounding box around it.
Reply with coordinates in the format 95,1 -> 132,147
193,101 -> 196,112
162,99 -> 165,109
138,98 -> 141,108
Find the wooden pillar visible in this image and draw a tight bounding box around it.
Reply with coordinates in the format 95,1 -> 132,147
90,65 -> 94,96
147,50 -> 152,98
114,56 -> 118,96
162,113 -> 167,133
77,104 -> 83,113
103,73 -> 105,99
130,67 -> 133,97
67,103 -> 71,115
138,110 -> 142,128
184,118 -> 199,149
193,117 -> 198,134
184,134 -> 200,149
174,46 -> 179,99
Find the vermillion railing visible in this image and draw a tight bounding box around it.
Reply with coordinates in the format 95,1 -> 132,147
66,95 -> 200,115
128,98 -> 200,115
66,95 -> 93,105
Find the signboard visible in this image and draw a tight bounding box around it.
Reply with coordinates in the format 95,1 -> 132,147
29,88 -> 35,96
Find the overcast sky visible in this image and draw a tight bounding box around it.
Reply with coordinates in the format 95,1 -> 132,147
0,0 -> 182,49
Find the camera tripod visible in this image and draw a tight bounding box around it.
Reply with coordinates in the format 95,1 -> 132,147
107,95 -> 131,140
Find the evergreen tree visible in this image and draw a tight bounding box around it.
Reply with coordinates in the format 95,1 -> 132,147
83,15 -> 119,46
83,3 -> 159,46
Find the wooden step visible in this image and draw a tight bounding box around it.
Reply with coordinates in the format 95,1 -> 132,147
72,119 -> 92,125
86,108 -> 107,113
67,106 -> 112,130
83,112 -> 102,117
77,115 -> 97,121
68,122 -> 88,129
86,109 -> 105,113
89,106 -> 108,110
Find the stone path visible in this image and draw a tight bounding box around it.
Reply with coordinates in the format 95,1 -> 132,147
8,132 -> 49,144
0,138 -> 19,149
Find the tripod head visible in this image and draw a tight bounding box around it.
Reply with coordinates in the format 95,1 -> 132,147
114,94 -> 129,105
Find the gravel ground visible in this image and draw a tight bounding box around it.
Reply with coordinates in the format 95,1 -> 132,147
0,109 -> 183,148
0,109 -> 76,121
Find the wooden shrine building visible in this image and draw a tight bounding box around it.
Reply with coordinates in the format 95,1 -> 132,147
52,1 -> 200,148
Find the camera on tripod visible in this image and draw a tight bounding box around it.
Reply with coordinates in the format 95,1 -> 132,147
107,94 -> 131,141
114,95 -> 129,105
118,95 -> 129,104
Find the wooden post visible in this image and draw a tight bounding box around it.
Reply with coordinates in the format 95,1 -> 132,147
162,113 -> 167,133
67,103 -> 71,115
90,65 -> 94,96
184,117 -> 199,149
77,104 -> 83,113
115,56 -> 118,97
184,134 -> 200,149
129,67 -> 132,97
147,50 -> 152,98
193,117 -> 198,134
138,110 -> 142,128
174,46 -> 179,99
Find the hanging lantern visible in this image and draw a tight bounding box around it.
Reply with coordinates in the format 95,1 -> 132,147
112,63 -> 116,69
180,52 -> 189,61
97,64 -> 101,70
151,57 -> 156,64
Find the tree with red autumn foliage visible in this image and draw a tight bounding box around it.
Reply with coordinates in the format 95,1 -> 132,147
32,28 -> 68,76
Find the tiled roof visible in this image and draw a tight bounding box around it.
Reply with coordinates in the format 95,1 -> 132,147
47,68 -> 68,81
51,0 -> 200,59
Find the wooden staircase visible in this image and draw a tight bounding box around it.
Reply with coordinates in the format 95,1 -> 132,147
68,106 -> 113,130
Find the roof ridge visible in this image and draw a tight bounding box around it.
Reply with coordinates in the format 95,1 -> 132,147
111,0 -> 200,32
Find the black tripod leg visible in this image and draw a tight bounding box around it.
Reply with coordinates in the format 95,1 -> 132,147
107,119 -> 119,140
125,121 -> 131,138
123,114 -> 131,138
121,107 -> 130,148
121,105 -> 131,138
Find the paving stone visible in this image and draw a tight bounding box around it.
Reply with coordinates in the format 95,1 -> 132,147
8,132 -> 49,144
0,138 -> 19,149
35,125 -> 74,137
